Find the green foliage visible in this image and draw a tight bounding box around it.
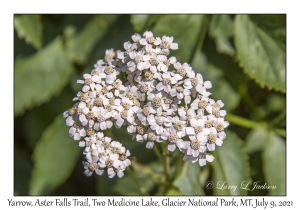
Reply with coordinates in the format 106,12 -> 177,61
66,15 -> 119,64
14,14 -> 286,196
153,15 -> 208,62
14,37 -> 74,116
245,128 -> 269,154
234,15 -> 286,92
112,161 -> 162,195
262,132 -> 286,195
209,14 -> 235,56
29,115 -> 81,195
192,52 -> 241,112
212,131 -> 251,195
174,162 -> 205,195
14,15 -> 43,50
130,15 -> 162,32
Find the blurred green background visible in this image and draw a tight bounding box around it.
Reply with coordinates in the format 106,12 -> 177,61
14,14 -> 286,196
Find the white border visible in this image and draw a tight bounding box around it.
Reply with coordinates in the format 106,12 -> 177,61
3,0 -> 299,209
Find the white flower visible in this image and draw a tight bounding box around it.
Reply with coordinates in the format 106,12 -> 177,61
206,127 -> 223,151
198,152 -> 214,167
161,127 -> 187,152
187,133 -> 207,157
107,167 -> 125,178
99,153 -> 120,168
161,35 -> 178,50
93,107 -> 113,130
69,121 -> 86,140
118,146 -> 131,169
174,62 -> 193,77
83,160 -> 104,176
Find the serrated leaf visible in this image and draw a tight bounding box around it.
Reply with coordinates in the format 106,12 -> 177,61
173,161 -> 205,195
29,115 -> 81,195
262,131 -> 286,195
209,15 -> 235,56
23,89 -> 75,150
14,15 -> 43,50
130,15 -> 161,32
153,15 -> 207,62
234,15 -> 286,92
14,37 -> 73,116
245,128 -> 269,154
66,15 -> 119,64
212,131 -> 251,195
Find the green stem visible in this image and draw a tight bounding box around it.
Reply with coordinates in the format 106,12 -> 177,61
163,153 -> 185,195
225,113 -> 267,129
226,114 -> 286,137
274,128 -> 286,138
153,144 -> 163,163
127,167 -> 148,196
161,143 -> 170,181
271,110 -> 286,127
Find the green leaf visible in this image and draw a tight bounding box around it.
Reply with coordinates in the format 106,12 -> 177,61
14,148 -> 32,195
262,131 -> 286,195
173,161 -> 205,195
29,115 -> 81,195
212,131 -> 251,195
111,161 -> 162,195
14,37 -> 73,116
66,15 -> 119,64
14,15 -> 43,50
130,15 -> 161,32
153,15 -> 207,63
234,15 -> 286,92
192,52 -> 241,112
245,128 -> 269,154
209,15 -> 235,56
211,159 -> 230,195
23,88 -> 75,150
166,186 -> 182,195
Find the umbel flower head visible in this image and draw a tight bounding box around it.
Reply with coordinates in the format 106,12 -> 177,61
63,30 -> 229,178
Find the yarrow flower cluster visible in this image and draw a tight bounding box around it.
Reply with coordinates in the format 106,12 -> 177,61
63,31 -> 229,178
